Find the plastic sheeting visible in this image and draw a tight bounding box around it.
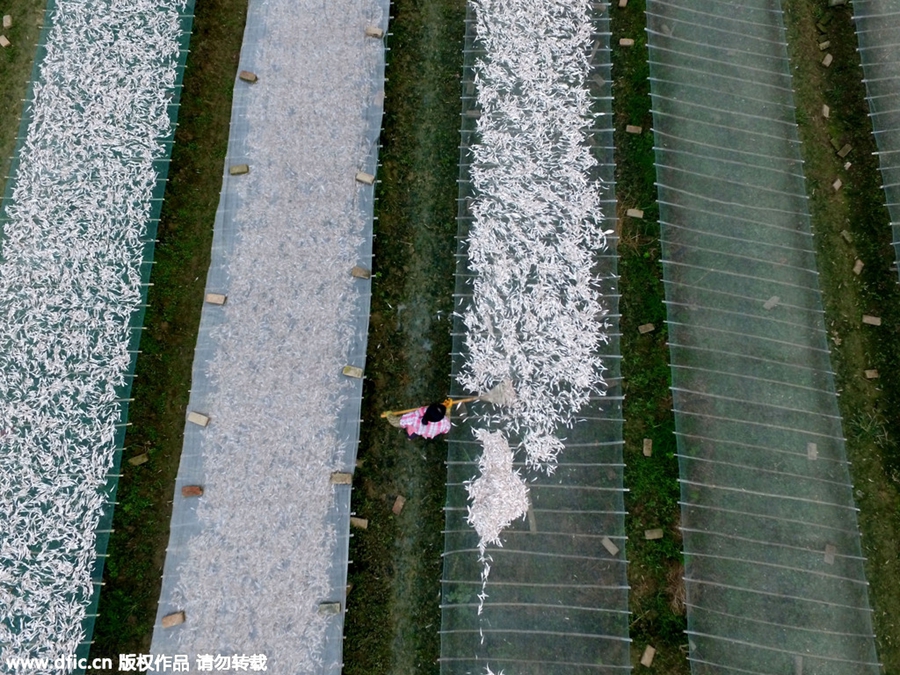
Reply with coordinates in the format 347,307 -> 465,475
440,2 -> 630,673
646,0 -> 880,671
853,0 -> 900,277
150,0 -> 388,671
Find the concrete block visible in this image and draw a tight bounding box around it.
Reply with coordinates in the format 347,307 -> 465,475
205,292 -> 227,305
619,38 -> 634,47
161,611 -> 185,628
330,471 -> 353,485
181,485 -> 204,498
640,645 -> 656,667
638,323 -> 655,334
365,26 -> 384,38
229,164 -> 249,175
822,53 -> 833,67
837,143 -> 852,158
187,411 -> 210,427
824,543 -> 836,564
822,104 -> 829,118
832,178 -> 842,192
853,259 -> 864,275
642,438 -> 653,457
2,16 -> 10,29
645,528 -> 663,540
350,265 -> 371,279
763,296 -> 780,310
350,516 -> 368,529
238,70 -> 258,83
807,442 -> 818,460
342,365 -> 364,378
0,36 -> 10,48
625,124 -> 642,134
841,229 -> 853,243
128,453 -> 149,466
392,495 -> 406,515
862,315 -> 882,326
355,171 -> 375,185
601,536 -> 620,556
865,369 -> 879,379
626,208 -> 644,219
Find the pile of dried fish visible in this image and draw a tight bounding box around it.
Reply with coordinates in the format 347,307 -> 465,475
465,429 -> 529,555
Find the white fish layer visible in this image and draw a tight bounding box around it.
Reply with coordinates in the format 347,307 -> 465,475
151,0 -> 384,671
465,429 -> 529,554
460,0 -> 610,472
0,0 -> 185,662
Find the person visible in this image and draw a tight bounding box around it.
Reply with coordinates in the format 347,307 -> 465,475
398,400 -> 451,438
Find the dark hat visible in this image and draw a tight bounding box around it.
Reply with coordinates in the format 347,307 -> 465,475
422,403 -> 447,423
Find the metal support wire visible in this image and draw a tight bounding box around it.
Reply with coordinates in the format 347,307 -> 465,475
683,605 -> 875,638
677,456 -> 853,494
681,578 -> 873,613
644,11 -> 788,45
661,283 -> 825,316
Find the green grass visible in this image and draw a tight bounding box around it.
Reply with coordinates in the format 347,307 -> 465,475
0,0 -> 47,185
341,1 -> 465,673
610,2 -> 689,672
89,0 -> 248,658
783,0 -> 900,669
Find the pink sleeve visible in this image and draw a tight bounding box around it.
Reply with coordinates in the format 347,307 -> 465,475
399,407 -> 426,430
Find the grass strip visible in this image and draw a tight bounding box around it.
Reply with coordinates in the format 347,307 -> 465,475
89,0 -> 248,657
610,2 -> 690,672
342,1 -> 465,673
0,0 -> 45,184
783,0 -> 900,669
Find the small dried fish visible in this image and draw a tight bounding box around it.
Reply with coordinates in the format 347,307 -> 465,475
459,0 -> 610,472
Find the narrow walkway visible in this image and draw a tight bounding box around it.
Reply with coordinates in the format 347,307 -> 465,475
647,0 -> 880,671
150,1 -> 387,671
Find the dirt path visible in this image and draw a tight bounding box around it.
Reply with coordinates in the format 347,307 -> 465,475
342,1 -> 465,674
